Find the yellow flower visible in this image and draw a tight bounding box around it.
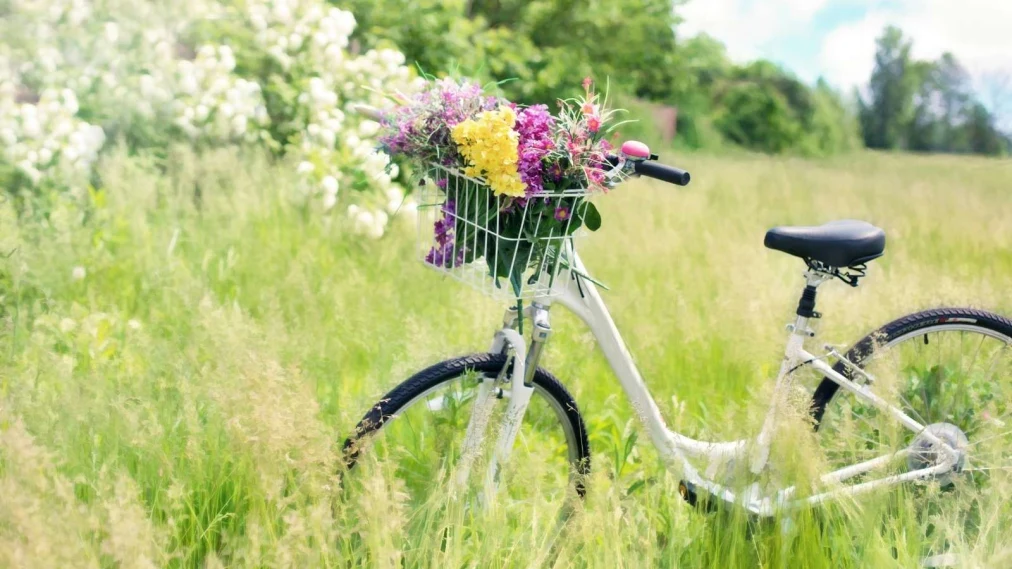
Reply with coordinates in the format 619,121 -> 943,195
450,106 -> 526,197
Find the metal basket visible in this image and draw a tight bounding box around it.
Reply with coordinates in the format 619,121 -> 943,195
418,163 -> 592,299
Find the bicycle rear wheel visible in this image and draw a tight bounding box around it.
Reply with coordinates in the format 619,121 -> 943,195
810,308 -> 1012,550
343,353 -> 590,516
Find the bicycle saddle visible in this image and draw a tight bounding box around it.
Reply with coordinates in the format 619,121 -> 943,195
764,220 -> 886,268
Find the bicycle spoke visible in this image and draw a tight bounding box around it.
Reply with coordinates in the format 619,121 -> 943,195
818,323 -> 1012,512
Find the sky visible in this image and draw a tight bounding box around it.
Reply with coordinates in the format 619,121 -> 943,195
678,0 -> 1012,117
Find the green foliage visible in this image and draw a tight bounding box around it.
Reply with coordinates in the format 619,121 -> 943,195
716,81 -> 800,154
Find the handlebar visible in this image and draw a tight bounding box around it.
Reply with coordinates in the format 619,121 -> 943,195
632,160 -> 691,186
604,151 -> 691,187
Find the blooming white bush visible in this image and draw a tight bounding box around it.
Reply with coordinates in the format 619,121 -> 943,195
0,85 -> 105,192
0,0 -> 421,237
171,45 -> 271,144
240,0 -> 422,235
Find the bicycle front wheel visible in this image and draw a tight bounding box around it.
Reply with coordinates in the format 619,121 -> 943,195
343,353 -> 590,517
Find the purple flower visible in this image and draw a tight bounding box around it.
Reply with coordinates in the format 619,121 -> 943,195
514,105 -> 555,197
547,162 -> 564,182
554,206 -> 570,222
425,241 -> 465,268
378,78 -> 503,165
425,200 -> 465,267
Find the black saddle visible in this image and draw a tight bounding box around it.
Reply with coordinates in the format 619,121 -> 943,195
764,220 -> 886,268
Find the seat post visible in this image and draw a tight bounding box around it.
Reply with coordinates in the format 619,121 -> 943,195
796,285 -> 819,318
794,269 -> 833,325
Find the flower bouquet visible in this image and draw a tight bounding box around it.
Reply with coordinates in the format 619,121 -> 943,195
379,77 -> 625,298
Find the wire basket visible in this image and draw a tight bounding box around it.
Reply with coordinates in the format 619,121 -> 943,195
418,163 -> 593,299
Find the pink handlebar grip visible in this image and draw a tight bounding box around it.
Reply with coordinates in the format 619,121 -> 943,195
620,140 -> 651,158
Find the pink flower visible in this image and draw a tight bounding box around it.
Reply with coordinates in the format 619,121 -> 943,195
581,101 -> 596,115
582,77 -> 593,91
587,115 -> 601,133
586,166 -> 605,188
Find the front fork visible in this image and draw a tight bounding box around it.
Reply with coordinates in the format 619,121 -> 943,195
455,303 -> 553,497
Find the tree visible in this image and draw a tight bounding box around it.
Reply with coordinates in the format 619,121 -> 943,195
714,62 -> 808,154
859,26 -> 917,149
964,103 -> 1008,155
907,60 -> 944,152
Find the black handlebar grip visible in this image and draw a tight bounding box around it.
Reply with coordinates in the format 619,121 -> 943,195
634,160 -> 691,186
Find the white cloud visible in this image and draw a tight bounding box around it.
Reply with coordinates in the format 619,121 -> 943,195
819,0 -> 1012,91
679,0 -> 830,62
819,13 -> 887,91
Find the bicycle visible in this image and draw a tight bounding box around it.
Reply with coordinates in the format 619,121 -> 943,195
342,139 -> 1012,527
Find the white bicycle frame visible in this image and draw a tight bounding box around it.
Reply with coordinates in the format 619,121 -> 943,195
467,251 -> 961,516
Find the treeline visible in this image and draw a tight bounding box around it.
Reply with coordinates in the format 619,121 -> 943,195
344,0 -> 1008,157
859,26 -> 1010,156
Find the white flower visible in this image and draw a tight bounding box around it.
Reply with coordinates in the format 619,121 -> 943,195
72,266 -> 86,280
370,210 -> 388,239
59,318 -> 77,333
21,116 -> 41,139
103,22 -> 120,43
353,208 -> 385,239
322,192 -> 337,211
321,175 -> 339,196
352,209 -> 374,234
296,161 -> 315,175
127,319 -> 142,330
218,46 -> 236,71
231,114 -> 248,135
358,120 -> 380,137
22,166 -> 42,185
385,187 -> 404,213
250,12 -> 267,30
398,197 -> 418,217
318,127 -> 335,148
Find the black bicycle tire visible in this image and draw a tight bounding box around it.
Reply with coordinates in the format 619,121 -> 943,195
342,353 -> 591,493
810,307 -> 1012,428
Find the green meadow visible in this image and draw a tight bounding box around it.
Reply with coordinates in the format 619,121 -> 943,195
2,148 -> 1010,567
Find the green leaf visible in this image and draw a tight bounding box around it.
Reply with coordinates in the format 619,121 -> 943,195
583,202 -> 602,231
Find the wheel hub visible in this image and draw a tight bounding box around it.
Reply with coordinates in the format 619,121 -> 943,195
907,422 -> 969,485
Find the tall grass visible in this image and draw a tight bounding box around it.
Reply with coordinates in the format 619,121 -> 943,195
1,147 -> 1010,567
